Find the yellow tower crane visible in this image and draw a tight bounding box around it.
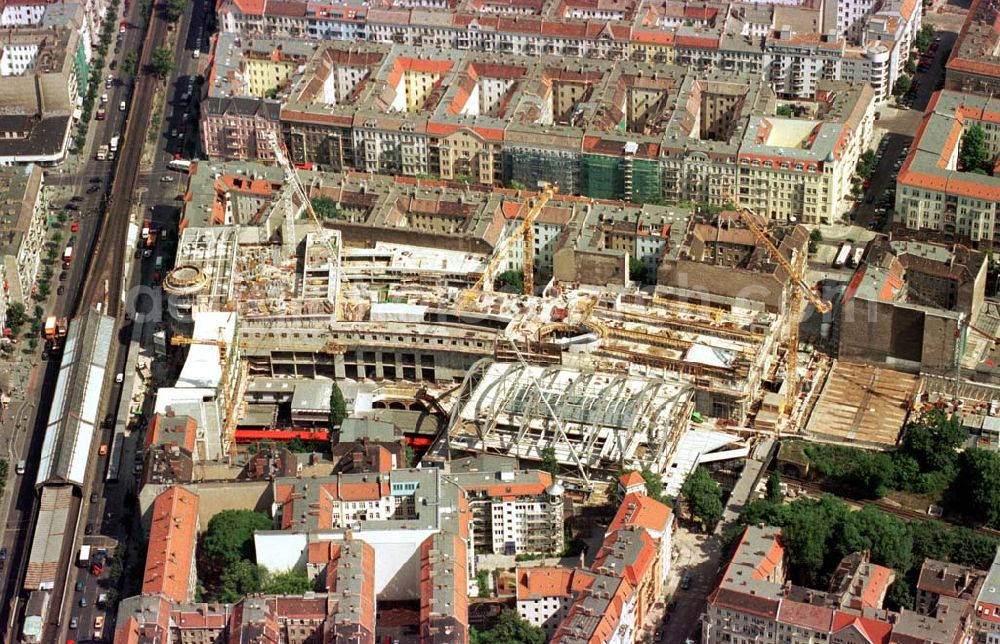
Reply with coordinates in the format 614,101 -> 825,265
727,198 -> 832,416
458,183 -> 558,310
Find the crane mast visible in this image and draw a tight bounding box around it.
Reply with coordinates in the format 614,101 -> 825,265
266,133 -> 342,321
459,184 -> 557,310
727,198 -> 831,424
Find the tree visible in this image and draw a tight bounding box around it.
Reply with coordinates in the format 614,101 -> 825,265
476,569 -> 491,598
901,410 -> 967,474
950,448 -> 1000,528
960,124 -> 991,174
329,381 -> 347,430
893,74 -> 912,98
905,59 -> 917,75
471,609 -> 545,644
202,510 -> 272,565
262,570 -> 313,595
681,466 -> 723,532
496,270 -> 524,293
809,229 -> 823,243
629,257 -> 652,286
766,472 -> 783,503
6,302 -> 25,331
122,52 -> 138,77
216,560 -> 264,602
641,469 -> 668,505
311,196 -> 341,219
915,25 -> 935,52
539,447 -> 559,477
886,579 -> 914,611
150,47 -> 174,79
776,105 -> 793,117
165,0 -> 186,21
856,150 -> 878,179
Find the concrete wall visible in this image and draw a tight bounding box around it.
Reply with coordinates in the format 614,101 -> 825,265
838,298 -> 960,371
659,259 -> 785,313
139,480 -> 273,535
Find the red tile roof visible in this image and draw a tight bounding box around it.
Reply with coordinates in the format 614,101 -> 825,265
608,492 -> 672,535
142,486 -> 200,603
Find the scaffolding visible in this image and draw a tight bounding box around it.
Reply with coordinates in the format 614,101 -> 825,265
581,154 -> 623,200
629,158 -> 662,204
506,149 -> 580,194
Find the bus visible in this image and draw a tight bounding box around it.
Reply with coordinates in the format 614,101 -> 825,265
832,243 -> 852,269
167,158 -> 191,172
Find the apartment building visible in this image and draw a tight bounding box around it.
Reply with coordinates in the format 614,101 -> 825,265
514,488 -> 673,642
839,238 -> 987,372
214,0 -> 917,103
0,27 -> 83,164
704,526 -> 977,644
449,460 -> 565,556
142,487 -> 200,603
946,0 -> 1000,96
975,548 -> 1000,643
265,42 -> 874,223
201,34 -> 318,160
660,212 -> 809,313
0,164 -> 46,314
896,91 -> 1000,245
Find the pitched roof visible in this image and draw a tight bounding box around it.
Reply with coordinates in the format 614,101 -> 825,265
142,486 -> 200,603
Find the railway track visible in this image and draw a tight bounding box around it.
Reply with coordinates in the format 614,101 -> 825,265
77,1 -> 168,317
778,474 -> 1000,539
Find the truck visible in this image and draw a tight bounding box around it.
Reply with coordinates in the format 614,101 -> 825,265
96,144 -> 108,161
63,246 -> 73,268
832,243 -> 852,269
167,158 -> 192,172
109,135 -> 120,153
78,545 -> 91,567
43,316 -> 69,349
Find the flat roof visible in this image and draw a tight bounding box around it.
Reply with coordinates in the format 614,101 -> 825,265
805,361 -> 920,448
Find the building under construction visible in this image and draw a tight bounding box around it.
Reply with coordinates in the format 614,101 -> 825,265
447,361 -> 694,485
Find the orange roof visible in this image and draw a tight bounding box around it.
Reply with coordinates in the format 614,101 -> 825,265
619,471 -> 645,489
516,567 -> 596,600
459,471 -> 553,498
608,492 -> 672,535
142,486 -> 200,603
145,412 -> 197,453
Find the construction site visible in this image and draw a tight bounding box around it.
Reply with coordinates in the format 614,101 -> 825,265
153,145 -> 846,487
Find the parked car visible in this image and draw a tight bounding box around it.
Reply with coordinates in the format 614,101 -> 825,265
75,581 -> 84,592
87,184 -> 100,194
681,572 -> 692,590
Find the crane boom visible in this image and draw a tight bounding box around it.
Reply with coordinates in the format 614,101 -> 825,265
459,184 -> 557,309
725,195 -> 831,427
266,133 -> 342,321
732,206 -> 831,315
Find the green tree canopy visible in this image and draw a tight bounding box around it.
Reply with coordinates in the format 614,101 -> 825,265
539,447 -> 559,477
496,270 -> 524,293
201,510 -> 273,566
893,74 -> 912,98
681,466 -> 723,532
262,570 -> 313,595
471,609 -> 546,644
150,47 -> 174,79
311,196 -> 341,219
216,560 -> 264,602
329,381 -> 347,430
641,468 -> 669,505
950,448 -> 1000,528
766,472 -> 783,503
901,410 -> 967,473
165,0 -> 185,21
960,124 -> 991,174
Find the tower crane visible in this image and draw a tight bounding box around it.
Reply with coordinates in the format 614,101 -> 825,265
458,183 -> 558,310
266,133 -> 342,321
726,196 -> 832,416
